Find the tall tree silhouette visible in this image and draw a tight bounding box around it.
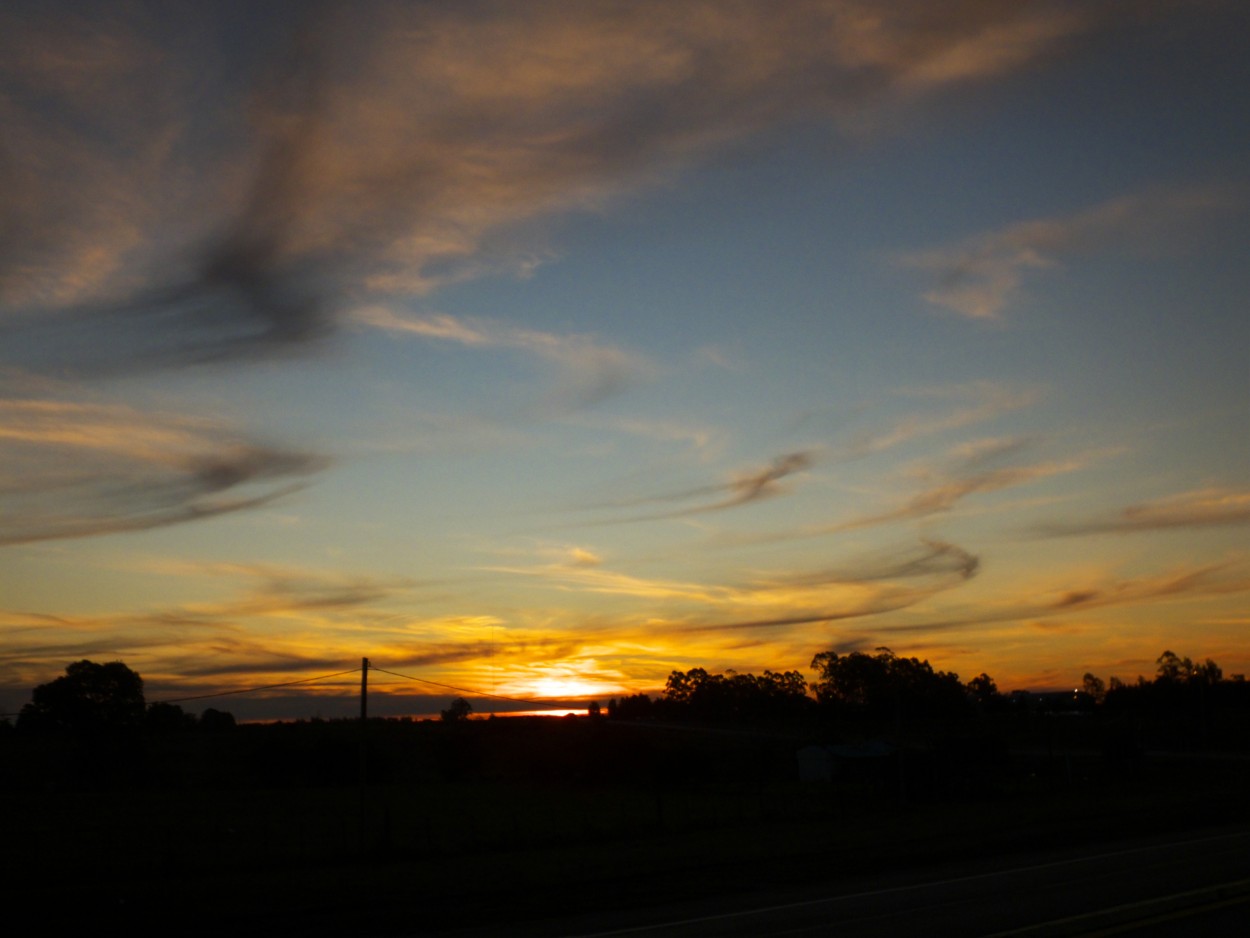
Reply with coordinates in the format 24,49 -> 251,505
17,660 -> 145,735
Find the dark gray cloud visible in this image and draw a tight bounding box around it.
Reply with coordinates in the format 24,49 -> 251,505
0,3 -> 335,373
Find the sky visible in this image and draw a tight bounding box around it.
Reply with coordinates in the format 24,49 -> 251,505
2,0 -> 1248,720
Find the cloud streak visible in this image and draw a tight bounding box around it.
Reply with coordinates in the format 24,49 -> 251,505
893,561 -> 1250,634
0,563 -> 415,686
0,397 -> 326,545
719,437 -> 1086,549
837,382 -> 1037,459
679,540 -> 981,633
354,306 -> 652,409
1036,488 -> 1250,537
839,459 -> 1080,532
492,536 -> 980,635
1,1 -> 1111,371
583,451 -> 815,523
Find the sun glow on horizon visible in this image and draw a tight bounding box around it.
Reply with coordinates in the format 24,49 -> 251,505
500,674 -> 624,702
1,3 -> 1248,721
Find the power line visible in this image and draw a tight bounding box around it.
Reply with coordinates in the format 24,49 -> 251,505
153,668 -> 362,704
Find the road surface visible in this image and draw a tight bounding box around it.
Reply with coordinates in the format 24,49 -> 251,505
438,826 -> 1250,937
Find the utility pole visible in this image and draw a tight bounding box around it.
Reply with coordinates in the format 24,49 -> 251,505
358,656 -> 369,856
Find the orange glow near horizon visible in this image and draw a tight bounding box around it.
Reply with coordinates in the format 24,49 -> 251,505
2,4 -> 1248,722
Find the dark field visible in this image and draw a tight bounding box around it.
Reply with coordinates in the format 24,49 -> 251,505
3,713 -> 1249,935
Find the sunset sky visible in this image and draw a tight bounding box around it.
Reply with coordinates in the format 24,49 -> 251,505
2,1 -> 1248,720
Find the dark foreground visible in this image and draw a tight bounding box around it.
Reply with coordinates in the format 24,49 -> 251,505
459,827 -> 1250,937
4,716 -> 1250,935
8,784 -> 1248,937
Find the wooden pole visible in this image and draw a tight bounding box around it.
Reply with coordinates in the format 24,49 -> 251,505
359,656 -> 369,855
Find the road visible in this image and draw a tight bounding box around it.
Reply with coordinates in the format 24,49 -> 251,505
440,826 -> 1250,937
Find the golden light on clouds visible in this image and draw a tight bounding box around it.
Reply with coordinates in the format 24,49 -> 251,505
1,2 -> 1248,718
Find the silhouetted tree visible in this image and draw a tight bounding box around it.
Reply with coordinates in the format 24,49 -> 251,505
1156,650 -> 1192,683
966,673 -> 999,708
1085,675 -> 1105,705
1192,659 -> 1223,686
17,660 -> 145,735
1101,650 -> 1241,740
1080,675 -> 1110,705
811,647 -> 967,720
441,697 -> 472,722
1150,650 -> 1221,687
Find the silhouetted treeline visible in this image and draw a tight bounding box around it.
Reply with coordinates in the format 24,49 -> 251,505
8,647 -> 1250,793
604,672 -> 809,725
1093,651 -> 1250,744
634,666 -> 813,722
810,647 -> 968,719
606,648 -> 971,725
11,659 -> 238,739
1,660 -> 238,790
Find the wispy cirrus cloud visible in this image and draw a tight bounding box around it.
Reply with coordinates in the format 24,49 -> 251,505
839,432 -> 1092,532
672,539 -> 981,633
0,397 -> 326,545
839,457 -> 1082,532
891,560 -> 1250,635
837,381 -> 1037,459
574,415 -> 728,457
353,306 -> 652,409
583,450 -> 815,523
490,536 -> 980,635
1035,487 -> 1250,537
902,182 -> 1244,319
1,1 -> 1114,372
721,437 -> 1087,548
0,563 -> 415,686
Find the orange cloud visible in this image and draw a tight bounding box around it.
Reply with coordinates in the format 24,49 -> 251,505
489,537 -> 980,637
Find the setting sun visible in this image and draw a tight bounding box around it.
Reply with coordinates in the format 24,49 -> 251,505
504,674 -> 623,703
